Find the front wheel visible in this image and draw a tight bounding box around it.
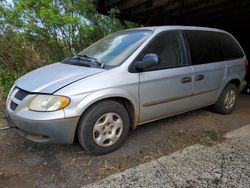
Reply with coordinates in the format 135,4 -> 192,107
213,83 -> 238,114
77,100 -> 130,155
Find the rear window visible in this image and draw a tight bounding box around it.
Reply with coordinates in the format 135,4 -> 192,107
185,30 -> 224,65
218,33 -> 244,60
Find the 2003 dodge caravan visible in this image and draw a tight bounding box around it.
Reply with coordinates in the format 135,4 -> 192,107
5,26 -> 248,154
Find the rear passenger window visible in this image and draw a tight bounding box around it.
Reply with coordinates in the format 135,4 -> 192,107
218,33 -> 244,60
185,31 -> 224,65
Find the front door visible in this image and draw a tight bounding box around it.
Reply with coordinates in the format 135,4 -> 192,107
138,31 -> 194,123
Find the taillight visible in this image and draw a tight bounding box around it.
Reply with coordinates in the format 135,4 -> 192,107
244,59 -> 248,72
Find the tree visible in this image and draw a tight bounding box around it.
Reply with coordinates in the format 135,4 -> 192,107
0,0 -> 138,96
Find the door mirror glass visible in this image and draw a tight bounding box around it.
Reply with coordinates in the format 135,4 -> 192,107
135,53 -> 159,71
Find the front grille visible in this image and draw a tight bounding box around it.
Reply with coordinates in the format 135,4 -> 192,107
9,87 -> 31,112
14,88 -> 30,101
10,101 -> 18,111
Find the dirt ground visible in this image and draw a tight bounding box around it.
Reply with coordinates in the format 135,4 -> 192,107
0,94 -> 250,188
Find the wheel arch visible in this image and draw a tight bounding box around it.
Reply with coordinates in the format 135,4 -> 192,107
76,89 -> 139,130
73,96 -> 138,143
83,97 -> 137,130
215,77 -> 241,102
228,79 -> 241,91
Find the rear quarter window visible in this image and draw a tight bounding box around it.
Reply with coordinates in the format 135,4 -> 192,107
218,33 -> 244,60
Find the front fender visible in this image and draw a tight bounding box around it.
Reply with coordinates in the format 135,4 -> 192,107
64,88 -> 139,126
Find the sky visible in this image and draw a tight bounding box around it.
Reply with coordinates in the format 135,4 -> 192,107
5,0 -> 14,6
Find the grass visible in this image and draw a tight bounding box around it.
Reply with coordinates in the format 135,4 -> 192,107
202,130 -> 224,146
204,130 -> 222,140
0,91 -> 6,119
0,111 -> 4,120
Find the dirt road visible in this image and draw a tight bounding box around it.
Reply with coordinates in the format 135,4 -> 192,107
0,95 -> 250,188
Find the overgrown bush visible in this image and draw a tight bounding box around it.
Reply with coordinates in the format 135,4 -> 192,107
0,30 -> 57,95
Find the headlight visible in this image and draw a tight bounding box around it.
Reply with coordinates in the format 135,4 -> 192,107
29,95 -> 70,112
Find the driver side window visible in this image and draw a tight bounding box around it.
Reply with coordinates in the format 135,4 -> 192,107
142,31 -> 185,71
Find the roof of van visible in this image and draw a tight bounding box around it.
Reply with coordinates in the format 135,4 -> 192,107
126,26 -> 226,33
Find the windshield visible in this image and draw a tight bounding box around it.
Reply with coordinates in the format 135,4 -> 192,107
77,30 -> 152,67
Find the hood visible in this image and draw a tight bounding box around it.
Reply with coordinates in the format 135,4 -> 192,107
15,62 -> 105,93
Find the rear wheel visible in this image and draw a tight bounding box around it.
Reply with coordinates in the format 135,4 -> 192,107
213,83 -> 238,114
77,100 -> 130,155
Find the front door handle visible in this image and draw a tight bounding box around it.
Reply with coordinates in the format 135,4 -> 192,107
195,74 -> 204,81
181,76 -> 192,84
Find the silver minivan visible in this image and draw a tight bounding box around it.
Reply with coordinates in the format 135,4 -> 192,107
5,26 -> 248,154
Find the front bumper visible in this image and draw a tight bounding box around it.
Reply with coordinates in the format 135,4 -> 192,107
5,109 -> 80,144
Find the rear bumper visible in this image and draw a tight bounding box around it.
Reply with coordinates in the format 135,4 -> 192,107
5,109 -> 80,144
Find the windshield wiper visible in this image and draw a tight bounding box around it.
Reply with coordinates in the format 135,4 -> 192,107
76,54 -> 104,68
61,57 -> 91,67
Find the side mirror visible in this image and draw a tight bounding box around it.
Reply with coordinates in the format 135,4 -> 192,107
135,53 -> 159,71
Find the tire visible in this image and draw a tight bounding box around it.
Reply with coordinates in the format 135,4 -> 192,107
77,100 -> 130,155
213,83 -> 238,114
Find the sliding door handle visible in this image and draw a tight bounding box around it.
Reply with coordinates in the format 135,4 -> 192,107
195,74 -> 204,81
181,76 -> 192,84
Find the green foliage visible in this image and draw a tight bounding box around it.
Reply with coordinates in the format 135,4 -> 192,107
0,0 -> 138,97
0,31 -> 45,94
